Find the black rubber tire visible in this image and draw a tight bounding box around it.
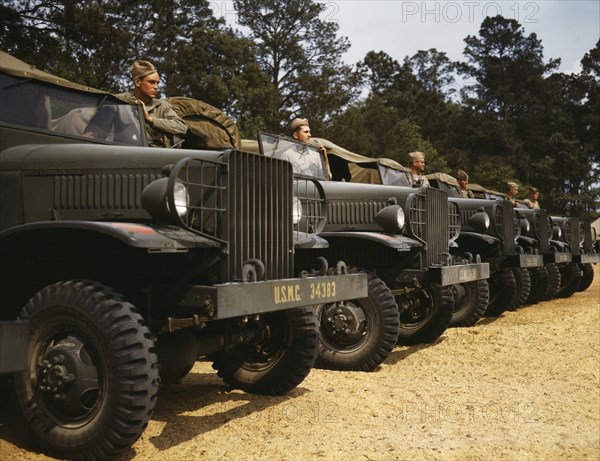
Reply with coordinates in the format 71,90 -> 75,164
526,266 -> 549,305
556,263 -> 583,298
485,268 -> 517,317
14,280 -> 159,461
577,263 -> 594,292
315,271 -> 399,372
211,306 -> 318,396
396,286 -> 454,345
449,280 -> 490,328
541,263 -> 561,301
508,268 -> 532,310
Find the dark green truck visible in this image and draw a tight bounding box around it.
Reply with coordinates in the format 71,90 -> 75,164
0,51 -> 367,460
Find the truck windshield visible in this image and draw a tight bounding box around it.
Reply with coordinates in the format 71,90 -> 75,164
0,73 -> 145,146
258,132 -> 327,180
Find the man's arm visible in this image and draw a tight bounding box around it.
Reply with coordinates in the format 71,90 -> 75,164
149,101 -> 188,137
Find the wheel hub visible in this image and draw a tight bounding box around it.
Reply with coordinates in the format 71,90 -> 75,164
397,291 -> 431,323
36,335 -> 101,417
322,302 -> 367,345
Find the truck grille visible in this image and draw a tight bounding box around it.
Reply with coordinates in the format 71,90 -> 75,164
582,221 -> 594,252
569,219 -> 581,255
225,152 -> 293,281
563,220 -> 571,244
533,210 -> 550,253
407,188 -> 449,267
494,202 -> 515,255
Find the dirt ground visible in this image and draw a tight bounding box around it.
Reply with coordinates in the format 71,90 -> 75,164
1,266 -> 599,461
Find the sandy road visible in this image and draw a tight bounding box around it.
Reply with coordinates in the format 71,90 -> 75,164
1,266 -> 599,461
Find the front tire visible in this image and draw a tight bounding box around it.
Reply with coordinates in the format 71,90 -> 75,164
211,307 -> 318,396
14,280 -> 159,461
449,280 -> 490,328
485,268 -> 517,317
555,263 -> 583,298
316,271 -> 399,372
396,286 -> 454,345
508,268 -> 532,310
526,266 -> 549,304
577,263 -> 594,292
541,263 -> 561,301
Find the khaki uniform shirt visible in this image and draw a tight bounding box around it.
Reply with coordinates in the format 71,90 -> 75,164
521,199 -> 540,209
274,144 -> 328,179
459,188 -> 474,198
403,171 -> 430,188
117,92 -> 188,147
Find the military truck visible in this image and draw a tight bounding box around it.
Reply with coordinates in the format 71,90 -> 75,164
427,174 -> 544,319
576,220 -> 600,291
466,183 -> 598,302
548,216 -> 598,297
256,134 -> 489,372
0,51 -> 367,460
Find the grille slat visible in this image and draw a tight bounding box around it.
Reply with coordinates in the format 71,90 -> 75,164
54,172 -> 161,209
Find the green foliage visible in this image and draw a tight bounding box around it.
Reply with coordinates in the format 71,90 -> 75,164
0,2 -> 597,217
322,96 -> 446,172
233,0 -> 361,132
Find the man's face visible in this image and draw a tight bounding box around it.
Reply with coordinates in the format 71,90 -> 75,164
531,191 -> 539,200
509,186 -> 518,196
135,72 -> 160,100
292,126 -> 311,144
458,178 -> 468,190
413,160 -> 426,173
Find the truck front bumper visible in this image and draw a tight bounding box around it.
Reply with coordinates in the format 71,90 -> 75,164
574,254 -> 600,264
396,263 -> 490,287
178,272 -> 368,320
544,252 -> 572,264
507,254 -> 544,268
434,262 -> 490,286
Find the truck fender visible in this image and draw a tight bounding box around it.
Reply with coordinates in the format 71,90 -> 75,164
319,231 -> 421,251
458,231 -> 501,246
0,221 -> 221,252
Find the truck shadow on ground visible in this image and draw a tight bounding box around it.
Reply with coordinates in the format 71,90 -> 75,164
0,368 -> 309,461
143,365 -> 310,453
384,337 -> 447,366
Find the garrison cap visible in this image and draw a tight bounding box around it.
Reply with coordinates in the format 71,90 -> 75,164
507,181 -> 519,190
456,169 -> 469,180
131,60 -> 158,79
288,118 -> 309,133
529,187 -> 539,193
408,151 -> 425,163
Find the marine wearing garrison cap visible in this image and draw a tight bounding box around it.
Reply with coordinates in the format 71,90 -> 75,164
505,182 -> 519,204
116,59 -> 187,147
274,117 -> 332,179
521,186 -> 540,209
404,151 -> 429,188
456,169 -> 473,198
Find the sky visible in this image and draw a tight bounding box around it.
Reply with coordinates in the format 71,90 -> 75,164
215,0 -> 600,75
